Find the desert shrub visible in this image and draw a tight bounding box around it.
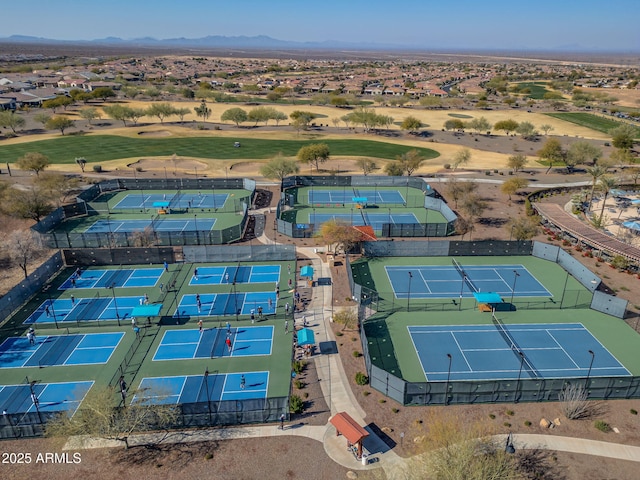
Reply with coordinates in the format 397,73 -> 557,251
559,383 -> 591,419
92,165 -> 102,172
631,409 -> 638,415
293,379 -> 305,390
352,350 -> 362,358
594,420 -> 611,432
289,394 -> 304,414
292,360 -> 307,374
355,372 -> 369,386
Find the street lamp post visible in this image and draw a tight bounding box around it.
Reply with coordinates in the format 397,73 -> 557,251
515,352 -> 524,403
203,368 -> 212,424
445,353 -> 452,405
29,381 -> 42,424
194,214 -> 199,244
510,270 -> 520,310
110,282 -> 121,326
560,271 -> 570,309
233,281 -> 239,322
407,271 -> 413,311
586,350 -> 595,390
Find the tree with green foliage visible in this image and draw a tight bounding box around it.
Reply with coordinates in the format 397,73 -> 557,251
42,96 -> 71,113
34,171 -> 80,207
493,119 -> 519,135
145,103 -> 176,124
597,176 -> 617,228
45,116 -> 75,135
419,96 -> 443,109
586,164 -> 609,211
500,177 -> 529,201
459,192 -> 487,240
45,385 -> 178,449
507,154 -> 528,173
445,178 -> 477,209
318,220 -> 363,255
538,138 -> 566,173
289,110 -> 317,130
452,148 -> 472,170
221,107 -> 248,126
0,110 -> 26,134
182,88 -> 195,99
396,149 -> 426,176
194,100 -> 211,122
355,158 -> 377,176
539,123 -> 554,135
174,107 -> 191,124
508,215 -> 540,241
91,87 -> 116,102
271,109 -> 288,126
443,118 -> 464,131
259,154 -> 299,180
400,115 -> 423,134
297,143 -> 330,172
248,106 -> 272,126
103,105 -> 131,127
3,185 -> 53,222
515,121 -> 538,140
610,124 -> 637,151
79,107 -> 100,125
16,152 -> 51,176
384,161 -> 405,176
468,116 -> 492,134
567,141 -> 602,168
33,113 -> 51,128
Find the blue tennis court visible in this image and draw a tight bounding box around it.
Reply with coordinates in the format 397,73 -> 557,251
386,264 -> 551,299
0,381 -> 93,415
189,265 -> 280,285
408,323 -> 631,381
310,212 -> 418,230
134,371 -> 269,404
153,325 -> 273,360
175,292 -> 276,318
309,189 -> 405,205
0,332 -> 125,368
25,296 -> 143,324
84,217 -> 216,234
59,268 -> 163,289
113,192 -> 229,210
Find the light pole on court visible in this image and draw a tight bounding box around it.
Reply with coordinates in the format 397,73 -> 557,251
510,270 -> 520,310
194,214 -> 199,244
203,368 -> 212,424
29,381 -> 42,424
515,352 -> 524,403
407,271 -> 413,311
560,270 -> 570,309
459,274 -> 465,311
110,282 -> 121,326
586,349 -> 595,390
445,353 -> 452,405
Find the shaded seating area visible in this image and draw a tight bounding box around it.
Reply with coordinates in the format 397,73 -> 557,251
330,412 -> 369,460
473,292 -> 504,311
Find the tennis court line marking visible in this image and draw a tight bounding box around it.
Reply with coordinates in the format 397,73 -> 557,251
450,332 -> 472,371
545,329 -> 581,369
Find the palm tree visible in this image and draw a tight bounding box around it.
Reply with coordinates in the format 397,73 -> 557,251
586,164 -> 608,212
597,175 -> 617,227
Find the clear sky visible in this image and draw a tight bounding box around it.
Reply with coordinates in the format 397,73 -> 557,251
3,0 -> 638,51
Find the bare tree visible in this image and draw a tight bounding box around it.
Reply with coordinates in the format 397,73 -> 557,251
3,230 -> 44,279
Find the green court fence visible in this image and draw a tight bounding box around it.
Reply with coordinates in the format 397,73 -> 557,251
277,175 -> 457,238
360,316 -> 640,406
32,178 -> 253,247
183,244 -> 296,263
0,252 -> 64,327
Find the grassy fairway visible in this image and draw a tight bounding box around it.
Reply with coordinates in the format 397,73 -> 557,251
512,82 -> 553,99
545,112 -> 640,137
0,134 -> 440,164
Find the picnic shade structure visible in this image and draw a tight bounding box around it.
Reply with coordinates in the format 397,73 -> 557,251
329,412 -> 369,459
297,328 -> 315,346
622,220 -> 640,232
473,292 -> 503,312
300,266 -> 314,278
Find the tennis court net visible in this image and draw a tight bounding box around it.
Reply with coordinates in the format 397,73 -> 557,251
491,310 -> 539,378
359,209 -> 367,225
210,328 -> 222,358
169,190 -> 183,208
451,258 -> 478,293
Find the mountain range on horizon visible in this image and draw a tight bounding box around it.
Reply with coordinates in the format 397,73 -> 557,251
0,34 -> 635,54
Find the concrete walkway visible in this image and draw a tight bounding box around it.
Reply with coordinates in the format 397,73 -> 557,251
63,208 -> 640,478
